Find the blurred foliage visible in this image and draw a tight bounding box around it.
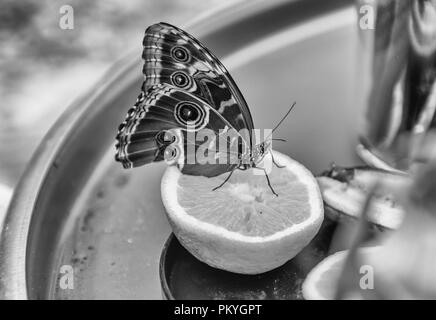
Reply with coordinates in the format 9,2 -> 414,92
0,0 -> 220,90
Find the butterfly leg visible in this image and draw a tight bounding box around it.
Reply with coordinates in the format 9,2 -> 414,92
271,152 -> 286,169
261,168 -> 279,197
212,167 -> 237,191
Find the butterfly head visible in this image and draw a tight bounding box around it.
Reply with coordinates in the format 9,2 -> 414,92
250,140 -> 271,166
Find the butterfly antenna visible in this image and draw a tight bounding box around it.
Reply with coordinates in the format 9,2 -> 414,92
264,102 -> 296,143
272,102 -> 296,134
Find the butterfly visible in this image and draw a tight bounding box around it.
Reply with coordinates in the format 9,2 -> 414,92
115,22 -> 293,195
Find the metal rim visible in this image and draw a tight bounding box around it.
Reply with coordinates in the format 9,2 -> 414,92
0,52 -> 140,299
159,234 -> 175,300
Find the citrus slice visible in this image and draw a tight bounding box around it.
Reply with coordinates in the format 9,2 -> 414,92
302,247 -> 380,300
161,150 -> 324,274
317,166 -> 409,230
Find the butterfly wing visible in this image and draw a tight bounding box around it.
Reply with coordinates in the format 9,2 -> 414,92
142,22 -> 254,141
115,84 -> 242,176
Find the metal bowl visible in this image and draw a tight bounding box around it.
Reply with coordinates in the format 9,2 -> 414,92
0,0 -> 358,299
160,218 -> 338,300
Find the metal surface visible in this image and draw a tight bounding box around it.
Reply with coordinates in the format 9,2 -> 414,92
0,0 -> 357,299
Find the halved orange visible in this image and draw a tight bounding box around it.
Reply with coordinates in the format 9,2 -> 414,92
161,151 -> 324,274
302,247 -> 380,300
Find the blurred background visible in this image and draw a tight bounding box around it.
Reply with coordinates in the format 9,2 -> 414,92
0,0 -> 240,218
